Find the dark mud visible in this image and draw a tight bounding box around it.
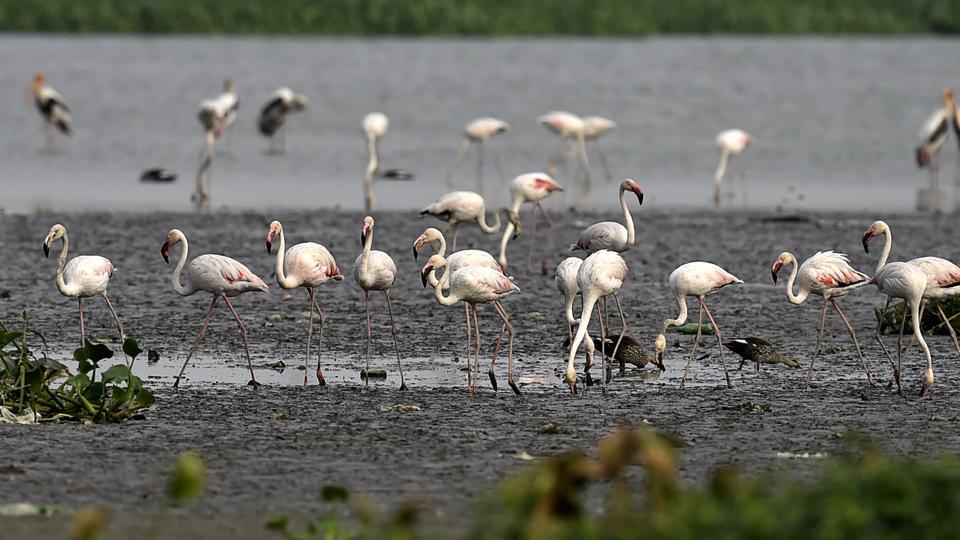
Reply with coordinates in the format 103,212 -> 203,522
3,209 -> 960,538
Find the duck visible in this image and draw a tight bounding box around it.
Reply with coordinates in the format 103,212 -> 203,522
724,337 -> 800,370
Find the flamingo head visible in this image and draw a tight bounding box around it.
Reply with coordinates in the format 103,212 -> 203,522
413,228 -> 443,260
360,216 -> 375,247
654,333 -> 666,368
861,220 -> 886,253
266,220 -> 282,254
161,229 -> 182,264
42,223 -> 66,258
770,252 -> 790,284
420,254 -> 446,288
621,179 -> 644,205
500,208 -> 522,238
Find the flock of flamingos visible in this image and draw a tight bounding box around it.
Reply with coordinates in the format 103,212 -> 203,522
27,73 -> 960,399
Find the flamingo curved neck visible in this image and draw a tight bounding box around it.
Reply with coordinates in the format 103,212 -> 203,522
662,291 -> 688,332
567,294 -> 598,379
875,224 -> 892,274
563,291 -> 578,325
358,225 -> 375,282
497,194 -> 526,267
432,263 -> 459,306
783,255 -> 810,305
273,226 -> 299,289
54,233 -> 73,296
909,294 -> 933,379
171,232 -> 196,296
619,185 -> 636,249
364,135 -> 379,212
476,205 -> 502,234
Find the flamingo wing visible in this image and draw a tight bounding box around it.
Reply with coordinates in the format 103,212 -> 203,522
63,256 -> 113,294
801,251 -> 868,289
574,222 -> 626,253
910,256 -> 960,289
286,242 -> 341,285
192,254 -> 268,293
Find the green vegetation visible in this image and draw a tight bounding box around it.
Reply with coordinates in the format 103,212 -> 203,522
0,313 -> 154,423
0,0 -> 958,35
877,297 -> 960,336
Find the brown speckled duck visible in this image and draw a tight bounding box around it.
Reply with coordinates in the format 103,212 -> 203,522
724,337 -> 800,370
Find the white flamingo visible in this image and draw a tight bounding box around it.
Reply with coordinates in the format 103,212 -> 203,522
161,229 -> 268,388
915,89 -> 954,208
771,251 -> 874,387
29,73 -> 71,147
421,254 -> 521,394
555,256 -> 597,385
194,80 -> 238,209
420,191 -> 520,251
713,129 -> 753,208
258,88 -> 308,153
564,250 -> 629,395
571,179 -> 644,253
498,172 -> 564,272
42,224 -> 124,350
653,262 -> 742,389
266,220 -> 343,386
539,111 -> 592,192
447,117 -> 510,193
871,262 -> 934,396
362,112 -> 413,213
353,216 -> 407,390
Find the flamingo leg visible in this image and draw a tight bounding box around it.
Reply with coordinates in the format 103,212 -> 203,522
900,302 -> 926,357
575,132 -> 592,194
538,202 -> 555,274
309,293 -> 328,386
101,292 -> 128,365
77,297 -> 86,347
492,301 -> 519,395
873,298 -> 900,391
473,304 -> 481,393
490,142 -> 505,184
384,290 -> 407,391
363,291 -> 372,388
174,295 -> 218,388
896,301 -> 910,395
611,293 -> 628,375
598,298 -> 610,391
804,298 -> 829,389
591,140 -> 614,183
304,287 -> 315,386
464,302 -> 473,393
489,316 -> 507,392
739,156 -> 748,207
476,140 -> 485,195
679,299 -> 705,391
701,299 -> 732,388
547,138 -> 574,177
451,224 -> 460,252
831,298 -> 875,386
447,137 -> 470,187
936,303 -> 960,359
222,295 -> 259,387
526,203 -> 539,271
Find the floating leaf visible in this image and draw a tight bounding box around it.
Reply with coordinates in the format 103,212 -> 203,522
147,350 -> 160,364
83,341 -> 114,363
122,339 -> 143,359
101,365 -> 130,384
167,451 -> 206,503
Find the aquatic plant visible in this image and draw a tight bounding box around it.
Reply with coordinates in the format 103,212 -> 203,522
0,312 -> 154,423
876,297 -> 960,336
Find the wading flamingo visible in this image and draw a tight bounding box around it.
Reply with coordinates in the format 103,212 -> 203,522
653,262 -> 742,389
583,116 -> 617,183
194,80 -> 237,209
420,191 -> 520,251
564,250 -> 629,395
353,216 -> 407,390
915,89 -> 954,209
363,112 -> 414,213
556,256 -> 597,384
258,88 -> 308,153
29,73 -> 71,147
266,220 -> 343,386
42,224 -> 124,349
871,262 -> 934,396
421,254 -> 521,394
771,251 -> 874,387
713,129 -> 752,208
571,180 -> 644,253
539,111 -> 592,192
447,117 -> 510,193
161,229 -> 268,388
498,172 -> 564,272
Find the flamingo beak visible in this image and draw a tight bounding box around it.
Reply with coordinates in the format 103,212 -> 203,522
161,241 -> 170,264
655,350 -> 664,369
771,261 -> 782,284
42,242 -> 49,258
861,231 -> 872,253
360,224 -> 370,247
413,237 -> 424,260
420,263 -> 434,288
266,230 -> 275,254
635,188 -> 645,205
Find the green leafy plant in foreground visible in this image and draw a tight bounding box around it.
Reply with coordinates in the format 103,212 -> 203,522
0,312 -> 154,423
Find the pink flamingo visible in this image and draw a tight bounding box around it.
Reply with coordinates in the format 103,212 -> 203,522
447,117 -> 510,192
555,256 -> 596,385
497,172 -> 564,272
771,251 -> 874,388
42,224 -> 124,349
571,180 -> 644,253
161,229 -> 268,388
862,220 -> 960,386
653,262 -> 742,389
420,191 -> 520,251
266,220 -> 343,386
421,254 -> 521,394
29,73 -> 71,147
714,129 -> 753,208
871,262 -> 934,395
353,216 -> 407,390
564,250 -> 629,395
539,111 -> 592,191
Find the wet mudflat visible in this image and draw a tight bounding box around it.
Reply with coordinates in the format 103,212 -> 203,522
2,209 -> 960,538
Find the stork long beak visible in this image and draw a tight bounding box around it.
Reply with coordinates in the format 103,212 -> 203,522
42,243 -> 49,258
161,241 -> 170,264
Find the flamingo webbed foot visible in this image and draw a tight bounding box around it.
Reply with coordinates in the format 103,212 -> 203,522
399,382 -> 408,391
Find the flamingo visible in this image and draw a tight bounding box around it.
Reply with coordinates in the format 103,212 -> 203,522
363,112 -> 414,213
266,220 -> 343,386
539,111 -> 592,192
564,250 -> 629,395
421,254 -> 521,394
915,89 -> 954,208
871,262 -> 934,396
653,262 -> 742,389
555,256 -> 597,384
258,88 -> 308,153
194,80 -> 238,209
770,251 -> 874,388
497,172 -> 564,272
42,224 -> 124,350
160,229 -> 268,388
419,191 -> 520,251
353,216 -> 407,390
583,116 -> 617,183
713,129 -> 753,208
571,179 -> 644,253
414,227 -> 517,390
861,220 -> 960,382
447,117 -> 510,193
29,73 -> 71,147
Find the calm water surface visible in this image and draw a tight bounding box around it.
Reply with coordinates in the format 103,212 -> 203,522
1,36 -> 958,213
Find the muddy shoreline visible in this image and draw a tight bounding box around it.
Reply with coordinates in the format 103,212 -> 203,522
3,209 -> 960,537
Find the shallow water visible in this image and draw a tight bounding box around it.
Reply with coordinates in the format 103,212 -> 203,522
2,36 -> 959,213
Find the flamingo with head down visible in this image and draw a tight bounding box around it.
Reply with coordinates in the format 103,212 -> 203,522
420,191 -> 520,251
447,117 -> 510,193
497,172 -> 564,272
